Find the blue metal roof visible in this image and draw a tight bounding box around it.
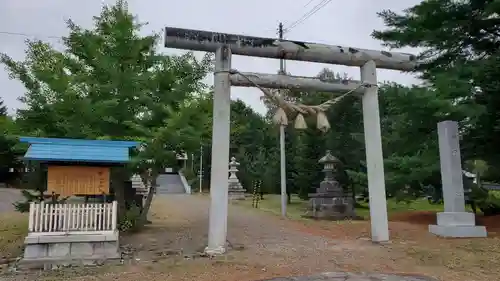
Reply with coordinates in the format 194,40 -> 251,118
19,137 -> 139,163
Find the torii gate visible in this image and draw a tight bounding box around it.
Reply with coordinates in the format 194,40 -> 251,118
163,27 -> 417,255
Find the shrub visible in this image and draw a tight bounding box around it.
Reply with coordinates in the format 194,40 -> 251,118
470,186 -> 500,216
12,189 -> 43,213
118,205 -> 142,232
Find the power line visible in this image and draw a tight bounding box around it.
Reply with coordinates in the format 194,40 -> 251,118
0,31 -> 61,40
284,0 -> 331,33
283,0 -> 333,34
303,0 -> 316,8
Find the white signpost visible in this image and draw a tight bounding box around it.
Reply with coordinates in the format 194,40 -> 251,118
164,27 -> 418,254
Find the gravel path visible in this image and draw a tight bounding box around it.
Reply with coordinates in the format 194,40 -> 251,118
4,194 -> 438,281
0,188 -> 22,212
123,194 -> 373,264
106,195 -> 434,280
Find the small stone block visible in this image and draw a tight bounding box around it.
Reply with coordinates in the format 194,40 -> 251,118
48,243 -> 70,257
24,244 -> 47,259
71,242 -> 94,256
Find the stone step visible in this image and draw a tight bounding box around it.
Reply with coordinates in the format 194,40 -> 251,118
19,251 -> 121,270
156,174 -> 186,194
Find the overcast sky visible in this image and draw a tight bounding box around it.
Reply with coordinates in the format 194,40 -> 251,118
0,0 -> 421,115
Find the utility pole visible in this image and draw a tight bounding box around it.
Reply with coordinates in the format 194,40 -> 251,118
199,145 -> 203,194
278,22 -> 285,74
278,22 -> 287,218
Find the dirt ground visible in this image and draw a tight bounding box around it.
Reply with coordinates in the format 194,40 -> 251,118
3,194 -> 500,281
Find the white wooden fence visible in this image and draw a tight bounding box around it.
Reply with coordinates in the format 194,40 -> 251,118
28,201 -> 117,234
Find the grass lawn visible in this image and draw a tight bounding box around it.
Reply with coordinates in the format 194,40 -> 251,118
0,212 -> 28,261
232,194 -> 444,219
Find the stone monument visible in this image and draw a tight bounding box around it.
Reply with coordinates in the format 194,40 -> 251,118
305,150 -> 357,220
429,120 -> 487,237
228,157 -> 246,200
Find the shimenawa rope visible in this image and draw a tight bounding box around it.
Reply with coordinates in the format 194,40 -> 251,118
229,69 -> 374,132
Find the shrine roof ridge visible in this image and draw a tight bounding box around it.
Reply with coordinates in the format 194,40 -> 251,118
19,137 -> 139,164
19,137 -> 139,148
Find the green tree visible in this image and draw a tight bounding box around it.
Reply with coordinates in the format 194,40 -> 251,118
377,83 -> 477,199
372,0 -> 499,168
372,0 -> 499,205
0,98 -> 21,183
193,95 -> 279,195
1,0 -> 212,224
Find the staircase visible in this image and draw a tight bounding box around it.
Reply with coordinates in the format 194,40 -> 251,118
156,173 -> 186,194
131,174 -> 148,196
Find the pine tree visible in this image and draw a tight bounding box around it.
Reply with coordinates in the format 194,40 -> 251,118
0,98 -> 7,116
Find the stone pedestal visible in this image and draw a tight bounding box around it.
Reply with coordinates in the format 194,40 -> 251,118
228,157 -> 246,200
307,185 -> 357,220
21,231 -> 120,269
304,151 -> 358,220
429,212 -> 487,237
429,121 -> 487,237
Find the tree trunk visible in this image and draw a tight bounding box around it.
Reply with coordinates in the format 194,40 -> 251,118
351,182 -> 356,205
139,171 -> 157,226
111,168 -> 127,220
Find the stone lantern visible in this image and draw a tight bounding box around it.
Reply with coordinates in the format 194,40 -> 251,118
304,150 -> 357,220
227,157 -> 246,200
320,150 -> 339,181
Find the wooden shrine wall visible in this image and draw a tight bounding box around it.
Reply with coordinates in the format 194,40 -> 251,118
47,166 -> 110,197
